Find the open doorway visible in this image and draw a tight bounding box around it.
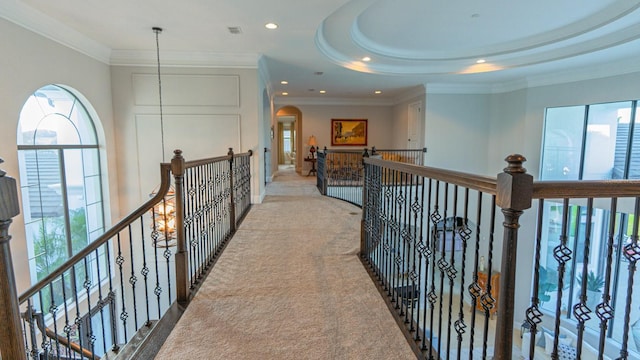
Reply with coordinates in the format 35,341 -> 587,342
278,115 -> 296,170
276,106 -> 303,173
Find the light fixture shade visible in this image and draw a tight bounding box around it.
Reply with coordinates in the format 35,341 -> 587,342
150,185 -> 177,248
308,135 -> 318,147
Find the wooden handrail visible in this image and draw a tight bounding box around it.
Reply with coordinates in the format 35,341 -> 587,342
364,157 -> 498,195
533,179 -> 640,199
43,326 -> 100,359
181,150 -> 252,169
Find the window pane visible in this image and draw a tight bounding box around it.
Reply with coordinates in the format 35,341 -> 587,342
85,175 -> 102,205
69,100 -> 98,145
35,216 -> 70,280
36,114 -> 80,145
86,202 -> 104,233
82,149 -> 101,177
583,102 -> 632,180
540,106 -> 585,180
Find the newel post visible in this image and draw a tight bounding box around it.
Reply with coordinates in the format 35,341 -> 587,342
0,158 -> 27,359
171,150 -> 189,305
360,148 -> 370,254
228,148 -> 236,233
494,154 -> 533,360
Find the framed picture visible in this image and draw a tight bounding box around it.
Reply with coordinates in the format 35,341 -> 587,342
331,119 -> 367,146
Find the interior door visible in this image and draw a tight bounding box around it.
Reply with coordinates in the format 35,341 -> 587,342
408,101 -> 422,149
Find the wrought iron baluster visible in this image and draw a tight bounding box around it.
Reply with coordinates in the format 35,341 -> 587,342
414,173 -> 426,344
127,225 -> 139,330
92,246 -> 108,355
139,216 -> 151,327
115,233 -> 128,341
400,171 -> 410,322
481,196 -> 497,359
72,267 -> 85,359
619,197 -> 640,360
455,188 -> 471,358
525,199 -> 545,360
61,270 -> 73,357
47,282 -> 58,359
468,191 -> 483,360
421,178 -> 434,352
574,198 -> 594,359
436,182 -> 449,358
552,198 -> 572,360
597,198 -> 617,356
185,167 -> 196,286
81,257 -> 96,359
104,240 -> 120,351
445,185 -> 459,360
382,166 -> 392,294
428,180 -> 441,360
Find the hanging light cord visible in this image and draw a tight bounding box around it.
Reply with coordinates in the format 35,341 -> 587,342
153,27 -> 166,163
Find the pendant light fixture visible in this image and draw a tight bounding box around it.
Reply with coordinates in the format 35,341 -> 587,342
149,26 -> 176,248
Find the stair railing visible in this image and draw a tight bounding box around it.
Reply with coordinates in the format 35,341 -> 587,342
0,149 -> 252,360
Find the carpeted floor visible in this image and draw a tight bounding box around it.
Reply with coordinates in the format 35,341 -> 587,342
154,168 -> 416,359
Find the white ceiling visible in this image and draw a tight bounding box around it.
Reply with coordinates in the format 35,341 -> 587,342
3,0 -> 640,101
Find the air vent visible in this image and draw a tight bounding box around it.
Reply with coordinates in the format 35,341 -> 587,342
228,27 -> 242,34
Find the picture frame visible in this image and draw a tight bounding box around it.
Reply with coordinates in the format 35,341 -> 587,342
331,119 -> 367,146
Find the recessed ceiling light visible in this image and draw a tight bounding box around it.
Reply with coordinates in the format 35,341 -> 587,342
362,56 -> 371,62
374,90 -> 382,94
265,23 -> 278,30
282,92 -> 288,96
319,90 -> 326,94
280,80 -> 288,85
476,59 -> 486,64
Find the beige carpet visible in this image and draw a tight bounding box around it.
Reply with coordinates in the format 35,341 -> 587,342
154,168 -> 416,359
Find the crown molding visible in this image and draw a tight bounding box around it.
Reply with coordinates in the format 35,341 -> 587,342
274,96 -> 395,106
0,1 -> 111,64
110,50 -> 259,68
393,85 -> 426,103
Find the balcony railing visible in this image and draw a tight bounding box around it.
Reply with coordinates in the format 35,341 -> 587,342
317,147 -> 426,206
0,149 -> 252,360
4,149 -> 640,359
360,154 -> 640,360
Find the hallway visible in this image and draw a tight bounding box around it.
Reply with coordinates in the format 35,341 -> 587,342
153,167 -> 415,359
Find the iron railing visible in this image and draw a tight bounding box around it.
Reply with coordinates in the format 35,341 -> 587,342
317,147 -> 426,206
264,147 -> 271,186
360,154 -> 640,360
0,149 -> 252,360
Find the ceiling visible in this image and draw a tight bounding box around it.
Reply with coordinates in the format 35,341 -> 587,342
3,0 -> 640,102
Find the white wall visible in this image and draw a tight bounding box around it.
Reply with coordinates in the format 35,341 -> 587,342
0,18 -> 118,294
423,92 -> 492,174
281,103 -> 396,152
110,66 -> 261,211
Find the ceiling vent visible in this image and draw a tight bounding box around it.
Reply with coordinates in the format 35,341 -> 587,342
227,26 -> 242,34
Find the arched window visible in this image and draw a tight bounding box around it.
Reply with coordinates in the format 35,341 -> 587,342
17,85 -> 106,292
